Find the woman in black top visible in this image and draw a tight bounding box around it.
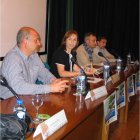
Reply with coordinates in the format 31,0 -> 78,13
51,30 -> 80,78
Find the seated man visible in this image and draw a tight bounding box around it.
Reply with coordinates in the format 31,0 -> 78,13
76,32 -> 98,71
1,27 -> 68,99
94,36 -> 116,64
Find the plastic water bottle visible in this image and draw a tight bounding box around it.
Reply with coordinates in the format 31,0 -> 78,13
103,64 -> 110,84
116,58 -> 122,70
76,70 -> 86,95
127,53 -> 131,65
76,76 -> 86,95
13,99 -> 26,119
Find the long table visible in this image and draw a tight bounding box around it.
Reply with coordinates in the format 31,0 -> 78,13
0,64 -> 139,140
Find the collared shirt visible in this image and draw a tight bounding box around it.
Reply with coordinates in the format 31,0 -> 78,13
1,46 -> 55,99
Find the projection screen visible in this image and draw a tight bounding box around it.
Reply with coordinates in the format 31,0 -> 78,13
0,0 -> 47,60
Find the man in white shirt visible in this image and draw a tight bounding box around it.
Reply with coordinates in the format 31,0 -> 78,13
94,36 -> 116,64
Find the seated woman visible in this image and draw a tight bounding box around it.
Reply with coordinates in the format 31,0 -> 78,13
50,30 -> 81,78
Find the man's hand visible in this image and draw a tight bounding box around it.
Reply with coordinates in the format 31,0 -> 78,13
50,79 -> 69,93
84,66 -> 97,75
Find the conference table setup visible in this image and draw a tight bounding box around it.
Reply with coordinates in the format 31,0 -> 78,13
0,61 -> 139,140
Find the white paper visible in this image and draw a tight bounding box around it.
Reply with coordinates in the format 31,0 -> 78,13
124,66 -> 128,72
104,77 -> 112,85
33,109 -> 68,140
93,62 -> 104,66
85,85 -> 108,101
107,77 -> 112,83
87,77 -> 102,84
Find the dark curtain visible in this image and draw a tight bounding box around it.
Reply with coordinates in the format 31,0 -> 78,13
73,0 -> 139,61
47,0 -> 67,65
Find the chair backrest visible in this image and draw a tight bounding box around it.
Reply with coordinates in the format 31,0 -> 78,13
44,62 -> 50,70
36,61 -> 50,85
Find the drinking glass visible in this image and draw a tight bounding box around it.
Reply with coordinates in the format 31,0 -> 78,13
32,94 -> 43,124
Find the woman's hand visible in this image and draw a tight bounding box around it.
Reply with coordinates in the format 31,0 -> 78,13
84,66 -> 97,76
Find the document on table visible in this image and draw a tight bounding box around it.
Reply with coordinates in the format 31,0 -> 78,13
87,77 -> 102,84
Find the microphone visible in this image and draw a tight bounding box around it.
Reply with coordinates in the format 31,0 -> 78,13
71,57 -> 90,96
71,57 -> 86,76
110,50 -> 120,59
0,75 -> 20,99
98,52 -> 117,75
98,52 -> 110,66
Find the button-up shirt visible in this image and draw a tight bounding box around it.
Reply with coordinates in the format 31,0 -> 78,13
1,46 -> 55,99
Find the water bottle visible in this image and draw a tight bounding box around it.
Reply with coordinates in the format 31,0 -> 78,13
76,76 -> 86,95
103,64 -> 110,84
76,70 -> 86,95
116,58 -> 122,70
13,99 -> 26,119
127,53 -> 131,65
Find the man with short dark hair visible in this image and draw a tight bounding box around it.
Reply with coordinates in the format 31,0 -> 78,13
76,32 -> 97,68
94,36 -> 115,64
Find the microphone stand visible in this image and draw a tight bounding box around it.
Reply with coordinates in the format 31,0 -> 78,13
98,52 -> 110,66
98,52 -> 115,75
103,56 -> 110,66
0,75 -> 20,99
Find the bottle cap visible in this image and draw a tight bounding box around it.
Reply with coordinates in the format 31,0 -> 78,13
17,99 -> 23,105
104,65 -> 110,69
80,69 -> 84,75
127,53 -> 131,56
17,111 -> 25,119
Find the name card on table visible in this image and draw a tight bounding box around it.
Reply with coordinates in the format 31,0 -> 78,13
111,73 -> 120,84
33,109 -> 68,140
85,85 -> 108,101
107,77 -> 112,83
124,66 -> 128,72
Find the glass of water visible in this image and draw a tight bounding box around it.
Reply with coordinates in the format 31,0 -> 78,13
32,94 -> 43,124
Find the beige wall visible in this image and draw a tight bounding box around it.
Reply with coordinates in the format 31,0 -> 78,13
0,54 -> 47,68
0,0 -> 47,58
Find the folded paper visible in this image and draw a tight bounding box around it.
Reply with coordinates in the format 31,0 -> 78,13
33,109 -> 68,140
